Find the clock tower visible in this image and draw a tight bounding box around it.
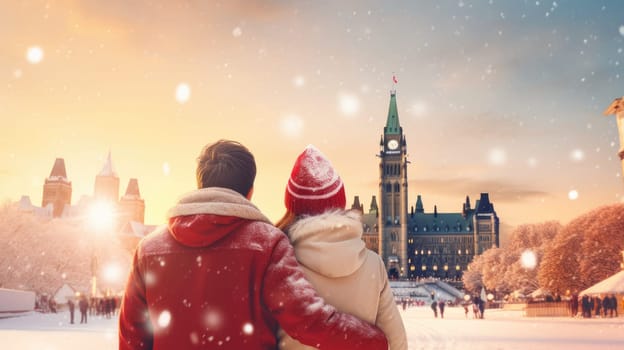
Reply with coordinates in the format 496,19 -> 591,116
378,90 -> 409,278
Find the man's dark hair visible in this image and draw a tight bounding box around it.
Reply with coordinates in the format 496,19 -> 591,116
196,140 -> 256,196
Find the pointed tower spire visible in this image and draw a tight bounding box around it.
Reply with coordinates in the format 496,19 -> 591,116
120,178 -> 145,224
351,195 -> 364,213
415,195 -> 424,213
384,91 -> 401,135
465,195 -> 471,210
369,195 -> 378,215
43,158 -> 72,217
98,151 -> 117,177
94,151 -> 120,203
48,158 -> 68,179
123,178 -> 141,198
476,193 -> 494,213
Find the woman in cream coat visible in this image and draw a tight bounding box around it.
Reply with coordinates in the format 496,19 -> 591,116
276,145 -> 407,350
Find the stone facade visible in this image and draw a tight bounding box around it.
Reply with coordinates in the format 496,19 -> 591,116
355,91 -> 500,281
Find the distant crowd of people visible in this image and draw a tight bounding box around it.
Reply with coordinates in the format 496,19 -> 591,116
570,294 -> 619,318
66,295 -> 120,324
35,293 -> 120,325
34,294 -> 57,313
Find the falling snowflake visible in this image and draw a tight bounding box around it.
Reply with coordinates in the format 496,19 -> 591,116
279,114 -> 304,138
292,75 -> 305,87
570,149 -> 584,162
409,101 -> 428,117
527,157 -> 538,168
145,271 -> 156,286
190,332 -> 199,345
158,310 -> 171,328
568,190 -> 579,200
204,309 -> 223,329
175,83 -> 191,103
242,322 -> 254,335
103,263 -> 122,283
520,250 -> 537,270
232,27 -> 243,38
26,46 -> 44,64
488,148 -> 507,166
338,93 -> 360,117
619,25 -> 624,37
14,69 -> 22,78
162,162 -> 171,176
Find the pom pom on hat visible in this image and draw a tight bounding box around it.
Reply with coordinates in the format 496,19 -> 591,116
285,145 -> 346,216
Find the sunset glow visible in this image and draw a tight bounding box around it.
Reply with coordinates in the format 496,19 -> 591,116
1,1 -> 623,238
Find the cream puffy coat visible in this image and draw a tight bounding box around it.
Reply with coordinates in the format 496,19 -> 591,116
278,210 -> 408,350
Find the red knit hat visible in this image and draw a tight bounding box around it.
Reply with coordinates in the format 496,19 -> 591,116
285,145 -> 346,216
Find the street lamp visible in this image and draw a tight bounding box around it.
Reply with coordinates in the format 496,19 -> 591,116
603,97 -> 624,179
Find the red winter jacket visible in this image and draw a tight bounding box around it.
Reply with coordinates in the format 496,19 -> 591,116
119,187 -> 388,350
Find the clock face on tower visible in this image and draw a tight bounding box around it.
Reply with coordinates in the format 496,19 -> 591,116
387,139 -> 399,150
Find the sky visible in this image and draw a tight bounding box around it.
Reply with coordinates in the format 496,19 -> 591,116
2,0 -> 624,238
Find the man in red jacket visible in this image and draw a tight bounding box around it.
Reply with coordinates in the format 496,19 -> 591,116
118,140 -> 389,350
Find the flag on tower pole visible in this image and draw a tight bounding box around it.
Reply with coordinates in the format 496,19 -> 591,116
392,75 -> 398,84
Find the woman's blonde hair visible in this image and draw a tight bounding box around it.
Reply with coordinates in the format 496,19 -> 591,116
275,211 -> 298,234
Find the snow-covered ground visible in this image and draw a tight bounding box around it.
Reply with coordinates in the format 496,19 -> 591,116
1,306 -> 623,350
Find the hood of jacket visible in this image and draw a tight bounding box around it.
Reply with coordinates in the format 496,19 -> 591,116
288,210 -> 367,278
166,187 -> 272,247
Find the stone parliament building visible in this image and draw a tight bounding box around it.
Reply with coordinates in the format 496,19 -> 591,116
352,91 -> 500,281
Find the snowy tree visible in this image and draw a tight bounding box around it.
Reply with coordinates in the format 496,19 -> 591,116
464,221 -> 561,297
539,203 -> 624,295
0,203 -> 133,296
479,247 -> 509,293
501,221 -> 561,296
462,256 -> 484,293
538,214 -> 592,295
578,204 -> 624,288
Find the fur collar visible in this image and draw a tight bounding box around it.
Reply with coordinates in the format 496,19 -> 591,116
167,187 -> 271,224
288,210 -> 367,278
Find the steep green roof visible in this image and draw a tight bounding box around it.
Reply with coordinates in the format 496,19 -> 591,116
384,92 -> 401,135
415,195 -> 424,213
408,212 -> 474,235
